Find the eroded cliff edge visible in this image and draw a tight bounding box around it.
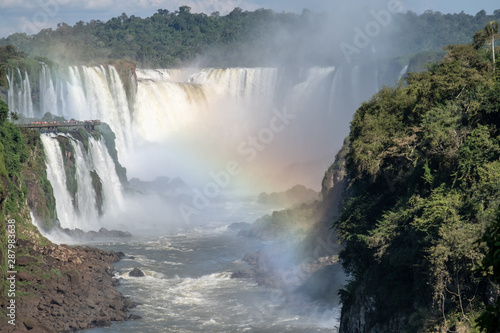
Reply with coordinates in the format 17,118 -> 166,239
0,110 -> 135,332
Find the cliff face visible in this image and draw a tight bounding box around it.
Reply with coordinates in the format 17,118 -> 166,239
233,141 -> 350,306
19,129 -> 58,231
0,124 -> 136,331
320,139 -> 349,220
334,43 -> 500,333
56,135 -> 78,208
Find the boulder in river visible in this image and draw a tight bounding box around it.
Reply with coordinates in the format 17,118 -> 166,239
129,268 -> 145,277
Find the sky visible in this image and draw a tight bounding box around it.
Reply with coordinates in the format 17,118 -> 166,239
0,0 -> 498,38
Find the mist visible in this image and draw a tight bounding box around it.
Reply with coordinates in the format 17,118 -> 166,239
113,1 -> 407,195
1,2 -> 411,241
0,2 -> 428,332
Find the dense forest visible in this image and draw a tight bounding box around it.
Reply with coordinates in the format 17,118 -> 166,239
0,7 -> 499,68
336,27 -> 500,332
1,5 -> 500,332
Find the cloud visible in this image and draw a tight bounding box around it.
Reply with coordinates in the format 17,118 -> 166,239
82,0 -> 117,10
0,0 -> 38,9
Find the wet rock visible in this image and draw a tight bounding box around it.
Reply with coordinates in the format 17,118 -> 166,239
129,268 -> 145,277
127,314 -> 142,320
55,226 -> 133,241
230,270 -> 255,279
242,252 -> 258,265
124,298 -> 136,309
94,316 -> 111,327
3,240 -> 135,332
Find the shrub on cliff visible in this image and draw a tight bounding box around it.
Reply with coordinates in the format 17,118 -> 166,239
336,38 -> 500,332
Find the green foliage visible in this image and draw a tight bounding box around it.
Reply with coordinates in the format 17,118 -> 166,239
336,37 -> 500,331
56,136 -> 77,204
0,45 -> 57,319
0,99 -> 9,124
20,129 -> 58,230
407,50 -> 447,73
0,8 -> 499,68
90,170 -> 103,216
476,210 -> 500,333
0,112 -> 29,179
250,201 -> 322,242
0,109 -> 49,300
0,8 -> 327,67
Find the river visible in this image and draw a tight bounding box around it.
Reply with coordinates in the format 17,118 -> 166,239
79,203 -> 341,333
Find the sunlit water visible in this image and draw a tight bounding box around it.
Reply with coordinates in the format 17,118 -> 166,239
79,206 -> 341,333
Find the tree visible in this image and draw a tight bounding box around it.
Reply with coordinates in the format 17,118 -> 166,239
485,20 -> 499,68
472,29 -> 488,49
0,99 -> 8,124
476,210 -> 500,333
336,35 -> 500,332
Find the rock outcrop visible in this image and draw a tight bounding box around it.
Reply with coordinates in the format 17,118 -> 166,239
129,268 -> 145,277
232,140 -> 349,315
1,240 -> 136,332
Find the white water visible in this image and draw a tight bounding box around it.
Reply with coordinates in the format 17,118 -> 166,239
7,69 -> 34,118
10,65 -> 133,158
133,67 -> 279,142
39,63 -> 58,117
41,133 -> 124,231
82,220 -> 342,333
11,63 -> 396,230
73,141 -> 98,223
88,137 -> 125,214
41,134 -> 80,229
8,62 -> 401,332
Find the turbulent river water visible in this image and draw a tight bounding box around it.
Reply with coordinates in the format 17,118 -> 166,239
78,202 -> 341,333
7,64 -> 398,332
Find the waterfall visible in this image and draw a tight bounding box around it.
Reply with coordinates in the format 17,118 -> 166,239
41,133 -> 124,231
12,62 -> 404,230
9,64 -> 133,157
41,134 -> 80,229
6,69 -> 34,118
9,64 -> 389,157
39,63 -> 58,117
187,67 -> 278,103
73,140 -> 99,224
88,137 -> 125,213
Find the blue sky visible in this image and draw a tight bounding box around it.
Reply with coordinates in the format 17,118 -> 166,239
0,0 -> 498,38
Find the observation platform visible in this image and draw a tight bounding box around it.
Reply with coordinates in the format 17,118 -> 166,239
18,120 -> 101,132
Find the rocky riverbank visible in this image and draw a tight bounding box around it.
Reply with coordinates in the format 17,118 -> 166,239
232,248 -> 342,291
1,239 -> 137,332
231,146 -> 348,310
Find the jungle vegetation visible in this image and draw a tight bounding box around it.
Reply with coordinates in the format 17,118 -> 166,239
336,26 -> 500,332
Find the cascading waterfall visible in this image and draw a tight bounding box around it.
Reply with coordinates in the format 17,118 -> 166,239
188,67 -> 278,103
39,63 -> 58,117
7,69 -> 34,118
9,62 -> 404,230
41,134 -> 80,229
88,137 -> 125,214
10,64 -> 389,155
7,61 -> 408,333
11,64 -> 134,157
133,67 -> 280,142
73,141 -> 99,224
41,133 -> 124,231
